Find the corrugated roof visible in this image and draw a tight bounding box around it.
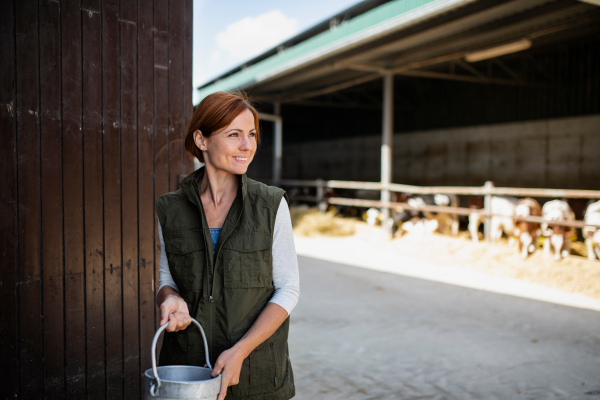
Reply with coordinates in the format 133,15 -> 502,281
197,0 -> 474,101
198,0 -> 389,87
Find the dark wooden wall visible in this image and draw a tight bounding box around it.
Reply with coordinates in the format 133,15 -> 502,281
0,0 -> 194,398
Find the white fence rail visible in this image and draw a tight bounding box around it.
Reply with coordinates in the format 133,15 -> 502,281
263,179 -> 600,234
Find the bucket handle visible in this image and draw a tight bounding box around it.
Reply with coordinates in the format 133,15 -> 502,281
150,317 -> 212,397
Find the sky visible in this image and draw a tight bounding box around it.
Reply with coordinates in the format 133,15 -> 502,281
192,0 -> 362,104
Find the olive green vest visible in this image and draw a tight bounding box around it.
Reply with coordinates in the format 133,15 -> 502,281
155,166 -> 295,400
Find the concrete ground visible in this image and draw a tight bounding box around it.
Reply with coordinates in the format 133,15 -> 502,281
288,256 -> 600,400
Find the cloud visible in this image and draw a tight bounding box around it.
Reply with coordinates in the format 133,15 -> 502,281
209,50 -> 221,63
215,10 -> 298,62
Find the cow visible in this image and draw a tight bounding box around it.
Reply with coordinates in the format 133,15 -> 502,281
541,199 -> 576,261
400,217 -> 439,235
468,196 -> 518,243
365,207 -> 382,226
583,200 -> 600,261
391,193 -> 459,237
513,198 -> 542,258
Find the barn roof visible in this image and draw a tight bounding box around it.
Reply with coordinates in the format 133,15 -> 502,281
197,0 -> 600,104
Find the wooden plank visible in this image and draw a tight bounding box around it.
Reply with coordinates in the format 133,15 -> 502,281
154,0 -> 170,330
327,197 -> 600,229
446,140 -> 467,186
407,139 -> 426,185
393,136 -> 410,184
517,137 -> 546,189
61,0 -> 86,397
547,136 -> 581,190
490,139 -> 518,188
39,1 -> 65,397
103,0 -> 124,396
425,142 -> 448,185
82,0 -> 105,398
15,1 -> 43,397
466,140 -> 491,187
138,0 -> 157,379
169,0 -> 184,190
0,1 -> 19,397
268,179 -> 600,199
581,134 -> 600,191
183,0 -> 194,175
119,0 -> 140,397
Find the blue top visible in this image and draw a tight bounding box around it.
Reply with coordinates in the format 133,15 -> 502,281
209,228 -> 221,255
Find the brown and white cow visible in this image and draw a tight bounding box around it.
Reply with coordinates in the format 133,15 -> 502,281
541,200 -> 576,261
513,198 -> 542,258
469,196 -> 518,243
392,193 -> 459,236
583,200 -> 600,261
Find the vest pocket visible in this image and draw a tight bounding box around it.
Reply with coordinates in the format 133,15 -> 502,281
248,337 -> 276,392
222,232 -> 271,289
164,230 -> 206,291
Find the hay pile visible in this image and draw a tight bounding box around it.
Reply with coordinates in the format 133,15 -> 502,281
290,206 -> 356,237
289,207 -> 600,298
389,233 -> 600,299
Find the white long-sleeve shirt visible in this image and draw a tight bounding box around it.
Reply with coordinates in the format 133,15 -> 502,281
157,199 -> 300,315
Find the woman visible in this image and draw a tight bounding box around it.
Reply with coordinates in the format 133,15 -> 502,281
155,91 -> 300,400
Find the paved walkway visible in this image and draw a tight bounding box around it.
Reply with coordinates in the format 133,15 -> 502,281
288,256 -> 600,400
292,235 -> 600,312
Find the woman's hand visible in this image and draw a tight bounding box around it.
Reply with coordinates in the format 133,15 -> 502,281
210,346 -> 247,400
159,292 -> 192,332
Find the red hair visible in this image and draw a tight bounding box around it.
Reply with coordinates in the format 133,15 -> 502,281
184,90 -> 261,162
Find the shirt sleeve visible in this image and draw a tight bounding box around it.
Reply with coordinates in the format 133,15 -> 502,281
157,220 -> 180,297
268,198 -> 300,315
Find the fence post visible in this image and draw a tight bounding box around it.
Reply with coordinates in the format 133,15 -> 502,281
316,179 -> 326,212
484,181 -> 494,243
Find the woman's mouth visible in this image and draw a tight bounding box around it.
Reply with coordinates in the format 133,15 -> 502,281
233,156 -> 248,163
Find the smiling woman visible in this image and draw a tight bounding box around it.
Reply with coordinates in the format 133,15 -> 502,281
156,91 -> 299,400
184,91 -> 261,164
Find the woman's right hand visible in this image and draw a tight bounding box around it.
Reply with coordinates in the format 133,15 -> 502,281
159,293 -> 192,332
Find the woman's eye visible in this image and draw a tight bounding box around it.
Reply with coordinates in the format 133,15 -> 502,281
249,132 -> 256,137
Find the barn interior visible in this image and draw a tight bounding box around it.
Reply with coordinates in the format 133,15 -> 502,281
198,0 -> 600,191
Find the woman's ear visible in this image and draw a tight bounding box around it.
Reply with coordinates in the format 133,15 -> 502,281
194,129 -> 206,152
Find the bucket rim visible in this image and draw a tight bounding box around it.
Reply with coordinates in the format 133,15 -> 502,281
143,365 -> 222,385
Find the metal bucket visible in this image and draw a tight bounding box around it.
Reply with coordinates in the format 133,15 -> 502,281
143,318 -> 222,399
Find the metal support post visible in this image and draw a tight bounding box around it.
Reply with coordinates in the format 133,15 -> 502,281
273,102 -> 282,182
316,178 -> 326,212
381,73 -> 394,236
484,181 -> 494,243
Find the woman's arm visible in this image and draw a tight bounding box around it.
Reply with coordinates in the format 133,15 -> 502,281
210,303 -> 288,400
268,199 -> 300,315
157,220 -> 180,294
156,221 -> 191,332
210,198 -> 300,400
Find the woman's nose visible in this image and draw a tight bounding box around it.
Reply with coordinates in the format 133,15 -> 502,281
239,135 -> 252,151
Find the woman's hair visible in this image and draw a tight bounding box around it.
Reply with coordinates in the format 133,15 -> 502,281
184,90 -> 261,162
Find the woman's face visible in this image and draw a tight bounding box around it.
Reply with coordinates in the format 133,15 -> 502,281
196,109 -> 257,175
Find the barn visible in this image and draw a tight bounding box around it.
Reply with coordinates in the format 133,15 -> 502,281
2,0 -> 599,398
197,0 -> 600,192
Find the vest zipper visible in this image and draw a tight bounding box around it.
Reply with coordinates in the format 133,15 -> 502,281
190,175 -> 244,366
190,177 -> 216,364
210,203 -> 243,301
207,194 -> 242,368
271,342 -> 277,387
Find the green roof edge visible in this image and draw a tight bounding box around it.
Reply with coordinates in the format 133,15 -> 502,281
196,0 -> 462,102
